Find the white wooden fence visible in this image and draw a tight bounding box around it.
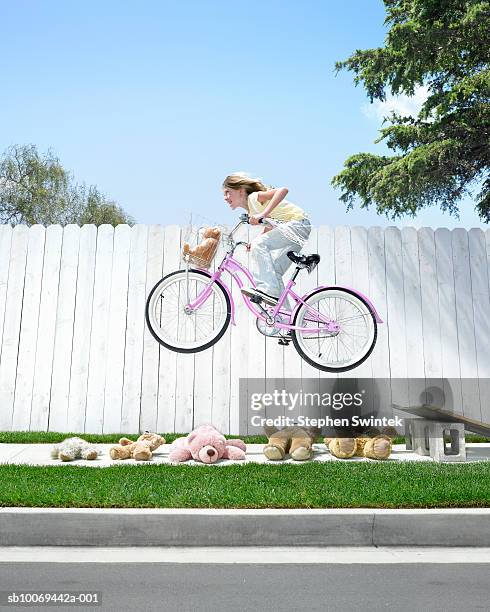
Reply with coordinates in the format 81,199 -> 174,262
0,223 -> 489,434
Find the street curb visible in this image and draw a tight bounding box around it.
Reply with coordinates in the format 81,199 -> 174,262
1,508 -> 490,547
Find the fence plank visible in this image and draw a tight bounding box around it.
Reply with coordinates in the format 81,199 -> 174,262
435,228 -> 463,415
229,225 -> 250,435
419,227 -> 445,419
171,227 -> 196,434
368,227 -> 391,415
121,224 -> 148,433
0,226 -> 13,359
335,225 -> 358,381
156,225 -> 180,434
484,229 -> 490,423
380,227 -> 406,421
469,228 -> 489,421
419,228 -> 443,380
12,225 -> 46,430
67,224 -> 97,432
246,225 -> 266,434
103,224 -> 131,433
452,229 -> 480,421
401,227 -> 425,408
30,225 -> 63,430
316,226 -> 336,385
193,227 -> 227,431
139,225 -> 164,433
85,225 -> 115,433
299,227 -> 320,383
210,232 -> 232,435
48,225 -> 80,431
351,226 -> 374,381
0,226 -> 28,430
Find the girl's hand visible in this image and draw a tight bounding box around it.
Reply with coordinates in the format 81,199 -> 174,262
249,214 -> 263,226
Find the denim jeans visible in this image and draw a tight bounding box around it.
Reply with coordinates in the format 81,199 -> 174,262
249,219 -> 311,310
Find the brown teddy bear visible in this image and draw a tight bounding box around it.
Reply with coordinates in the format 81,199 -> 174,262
109,432 -> 166,461
325,435 -> 392,460
263,425 -> 321,461
182,227 -> 221,268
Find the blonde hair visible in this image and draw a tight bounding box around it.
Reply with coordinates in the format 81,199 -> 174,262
222,172 -> 271,194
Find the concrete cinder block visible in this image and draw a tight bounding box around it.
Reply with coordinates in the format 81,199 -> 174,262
404,418 -> 419,451
428,421 -> 466,463
406,418 -> 466,462
410,419 -> 431,456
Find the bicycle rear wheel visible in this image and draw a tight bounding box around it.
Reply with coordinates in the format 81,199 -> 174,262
145,269 -> 231,353
291,287 -> 377,372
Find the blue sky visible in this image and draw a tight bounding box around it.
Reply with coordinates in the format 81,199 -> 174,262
0,0 -> 486,229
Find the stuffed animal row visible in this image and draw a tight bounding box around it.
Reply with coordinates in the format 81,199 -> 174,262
50,426 -> 246,463
50,426 -> 394,463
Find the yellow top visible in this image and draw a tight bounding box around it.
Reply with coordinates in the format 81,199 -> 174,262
247,191 -> 307,222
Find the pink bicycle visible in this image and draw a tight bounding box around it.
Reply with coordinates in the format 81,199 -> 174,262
145,214 -> 383,372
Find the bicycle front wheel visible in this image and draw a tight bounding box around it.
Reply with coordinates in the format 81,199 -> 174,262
291,287 -> 377,372
145,269 -> 231,353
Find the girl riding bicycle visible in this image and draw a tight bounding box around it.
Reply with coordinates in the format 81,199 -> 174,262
146,181 -> 381,370
222,172 -> 311,309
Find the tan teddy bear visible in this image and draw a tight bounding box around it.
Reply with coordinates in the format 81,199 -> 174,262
182,227 -> 221,268
109,432 -> 166,461
263,425 -> 321,461
325,435 -> 392,460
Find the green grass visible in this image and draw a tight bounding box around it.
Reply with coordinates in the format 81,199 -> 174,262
0,462 -> 489,509
2,431 -> 490,445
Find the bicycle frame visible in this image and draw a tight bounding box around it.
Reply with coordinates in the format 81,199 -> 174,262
183,222 -> 383,333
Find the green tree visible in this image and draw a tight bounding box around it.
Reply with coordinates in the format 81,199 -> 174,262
332,0 -> 490,220
0,144 -> 135,226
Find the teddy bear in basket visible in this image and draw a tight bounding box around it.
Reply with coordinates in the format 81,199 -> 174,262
169,424 -> 246,463
182,226 -> 221,268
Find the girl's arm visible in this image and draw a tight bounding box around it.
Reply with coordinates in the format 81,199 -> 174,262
249,188 -> 289,226
258,187 -> 288,217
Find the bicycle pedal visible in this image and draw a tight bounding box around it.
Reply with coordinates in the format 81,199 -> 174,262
277,338 -> 291,346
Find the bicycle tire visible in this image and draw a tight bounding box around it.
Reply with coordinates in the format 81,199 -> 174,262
291,287 -> 377,372
145,269 -> 231,353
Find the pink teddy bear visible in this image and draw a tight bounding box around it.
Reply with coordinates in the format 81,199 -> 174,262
169,425 -> 246,463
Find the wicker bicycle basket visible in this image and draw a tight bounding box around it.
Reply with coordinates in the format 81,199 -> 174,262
181,221 -> 226,269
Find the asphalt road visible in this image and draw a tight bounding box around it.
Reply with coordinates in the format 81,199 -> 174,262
0,562 -> 489,612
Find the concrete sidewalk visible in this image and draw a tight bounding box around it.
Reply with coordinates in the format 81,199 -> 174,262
2,442 -> 490,466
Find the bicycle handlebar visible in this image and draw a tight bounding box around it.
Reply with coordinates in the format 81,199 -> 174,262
239,213 -> 277,228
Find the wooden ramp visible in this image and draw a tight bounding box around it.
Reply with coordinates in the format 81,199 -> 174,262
395,404 -> 490,438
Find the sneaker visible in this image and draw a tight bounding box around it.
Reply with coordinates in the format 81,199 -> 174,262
240,287 -> 278,305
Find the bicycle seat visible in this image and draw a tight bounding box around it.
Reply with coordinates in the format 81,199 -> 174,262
287,251 -> 320,273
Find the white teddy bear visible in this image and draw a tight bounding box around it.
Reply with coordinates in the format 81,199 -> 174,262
50,437 -> 100,462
